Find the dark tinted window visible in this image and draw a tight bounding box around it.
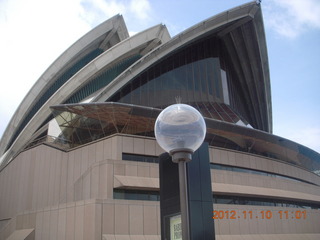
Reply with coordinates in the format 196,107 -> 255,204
122,153 -> 159,163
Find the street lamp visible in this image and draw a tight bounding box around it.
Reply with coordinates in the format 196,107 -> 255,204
155,104 -> 206,240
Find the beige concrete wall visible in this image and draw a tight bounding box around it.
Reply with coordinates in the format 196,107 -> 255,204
0,136 -> 122,219
209,147 -> 320,185
0,200 -> 160,240
0,145 -> 66,219
211,170 -> 320,202
1,134 -> 320,239
0,200 -> 103,240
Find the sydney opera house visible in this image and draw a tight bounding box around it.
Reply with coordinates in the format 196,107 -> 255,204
1,1 -> 320,239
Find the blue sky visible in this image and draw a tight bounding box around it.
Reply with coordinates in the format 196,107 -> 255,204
0,0 -> 319,153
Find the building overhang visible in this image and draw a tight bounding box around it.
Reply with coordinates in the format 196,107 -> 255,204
46,102 -> 320,175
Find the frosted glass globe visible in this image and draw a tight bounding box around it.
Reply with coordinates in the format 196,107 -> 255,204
154,104 -> 206,154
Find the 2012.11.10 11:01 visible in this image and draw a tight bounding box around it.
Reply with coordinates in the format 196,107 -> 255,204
212,210 -> 307,220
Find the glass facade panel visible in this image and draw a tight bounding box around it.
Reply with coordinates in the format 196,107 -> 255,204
65,54 -> 141,104
108,37 -> 232,113
111,58 -> 225,108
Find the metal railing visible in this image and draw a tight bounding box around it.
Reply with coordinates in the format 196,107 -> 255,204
24,135 -> 71,151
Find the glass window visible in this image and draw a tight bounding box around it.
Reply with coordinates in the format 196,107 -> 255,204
122,153 -> 159,163
207,60 -> 214,97
107,36 -> 227,112
114,189 -> 160,201
193,61 -> 200,91
210,58 -> 221,99
114,190 -> 320,209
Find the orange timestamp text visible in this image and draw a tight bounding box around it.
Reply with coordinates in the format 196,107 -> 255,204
212,210 -> 307,220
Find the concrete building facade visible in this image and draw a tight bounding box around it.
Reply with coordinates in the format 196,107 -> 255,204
1,2 -> 320,239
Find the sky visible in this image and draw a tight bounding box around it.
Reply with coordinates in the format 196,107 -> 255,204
0,0 -> 319,153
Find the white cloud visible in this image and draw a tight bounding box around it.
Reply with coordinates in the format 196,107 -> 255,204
80,0 -> 152,30
264,0 -> 320,38
80,0 -> 127,26
129,0 -> 151,20
0,0 -> 91,138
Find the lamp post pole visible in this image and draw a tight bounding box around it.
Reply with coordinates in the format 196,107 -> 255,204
178,160 -> 190,239
172,151 -> 192,240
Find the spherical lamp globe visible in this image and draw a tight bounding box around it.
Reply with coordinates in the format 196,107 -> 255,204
154,104 -> 206,162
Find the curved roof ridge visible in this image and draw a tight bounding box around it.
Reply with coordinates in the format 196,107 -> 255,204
0,15 -> 128,156
93,2 -> 267,105
0,23 -> 170,167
